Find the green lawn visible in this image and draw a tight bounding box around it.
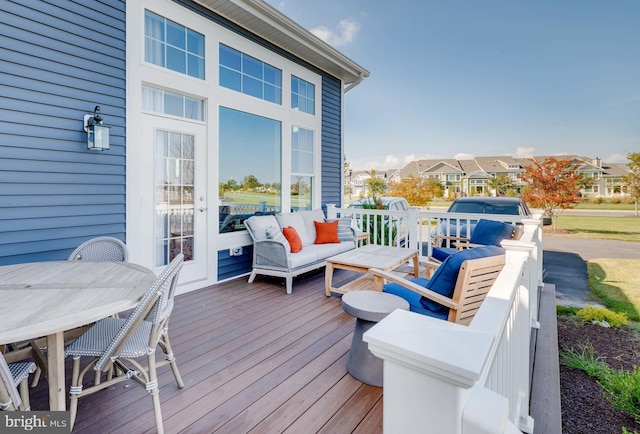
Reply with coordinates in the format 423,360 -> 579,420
552,215 -> 640,242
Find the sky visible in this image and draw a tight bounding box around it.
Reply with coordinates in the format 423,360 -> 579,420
266,0 -> 640,171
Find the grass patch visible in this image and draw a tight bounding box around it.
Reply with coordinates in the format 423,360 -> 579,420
588,260 -> 640,322
553,215 -> 640,242
561,341 -> 640,424
556,305 -> 580,315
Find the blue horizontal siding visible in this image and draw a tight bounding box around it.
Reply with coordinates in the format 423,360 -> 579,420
217,247 -> 253,281
0,0 -> 126,265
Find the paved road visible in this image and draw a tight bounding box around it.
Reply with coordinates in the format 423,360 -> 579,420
543,237 -> 640,307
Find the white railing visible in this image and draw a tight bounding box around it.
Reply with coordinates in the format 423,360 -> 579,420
327,205 -> 543,433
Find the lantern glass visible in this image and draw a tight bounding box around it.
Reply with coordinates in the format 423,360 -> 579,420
88,124 -> 110,150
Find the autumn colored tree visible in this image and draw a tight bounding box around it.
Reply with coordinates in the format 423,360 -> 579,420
520,157 -> 583,228
624,152 -> 640,216
488,175 -> 517,197
387,176 -> 441,206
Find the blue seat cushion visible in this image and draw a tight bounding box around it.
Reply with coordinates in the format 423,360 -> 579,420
419,245 -> 504,313
431,247 -> 456,262
383,279 -> 449,320
468,219 -> 515,246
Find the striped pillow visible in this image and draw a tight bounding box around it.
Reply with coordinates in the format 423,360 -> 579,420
266,225 -> 290,250
327,218 -> 356,242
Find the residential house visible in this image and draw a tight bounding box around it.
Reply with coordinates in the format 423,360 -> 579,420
352,155 -> 629,199
0,0 -> 369,293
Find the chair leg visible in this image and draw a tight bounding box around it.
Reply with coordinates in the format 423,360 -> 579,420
18,378 -> 30,411
158,335 -> 184,388
68,358 -> 82,431
248,270 -> 257,283
147,355 -> 164,434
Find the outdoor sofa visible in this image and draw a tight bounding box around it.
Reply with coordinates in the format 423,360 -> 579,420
245,209 -> 357,294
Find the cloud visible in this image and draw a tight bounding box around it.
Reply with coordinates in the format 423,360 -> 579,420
311,19 -> 360,47
604,153 -> 628,164
454,152 -> 475,160
513,147 -> 535,158
384,155 -> 400,168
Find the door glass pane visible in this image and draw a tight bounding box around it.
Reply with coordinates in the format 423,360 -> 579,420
155,130 -> 195,266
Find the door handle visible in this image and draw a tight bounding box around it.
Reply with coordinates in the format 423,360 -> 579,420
199,207 -> 208,212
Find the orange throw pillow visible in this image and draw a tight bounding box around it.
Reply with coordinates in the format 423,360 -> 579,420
282,226 -> 303,253
314,220 -> 340,244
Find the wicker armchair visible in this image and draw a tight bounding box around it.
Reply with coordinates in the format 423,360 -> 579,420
64,254 -> 184,433
0,352 -> 36,411
68,236 -> 128,262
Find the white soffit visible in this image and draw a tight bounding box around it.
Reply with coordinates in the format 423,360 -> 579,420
193,0 -> 370,85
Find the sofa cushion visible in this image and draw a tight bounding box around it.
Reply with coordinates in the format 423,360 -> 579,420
469,219 -> 515,246
431,247 -> 456,262
314,220 -> 340,244
300,209 -> 326,245
245,215 -> 279,241
276,212 -> 312,246
282,226 -> 303,253
383,279 -> 449,320
266,225 -> 291,253
327,218 -> 356,242
311,241 -> 354,259
420,245 -> 504,313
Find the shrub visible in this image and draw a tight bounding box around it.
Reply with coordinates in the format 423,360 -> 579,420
560,342 -> 610,378
577,305 -> 629,327
593,196 -> 605,204
600,366 -> 640,423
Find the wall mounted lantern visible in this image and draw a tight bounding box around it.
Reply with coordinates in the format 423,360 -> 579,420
83,106 -> 110,150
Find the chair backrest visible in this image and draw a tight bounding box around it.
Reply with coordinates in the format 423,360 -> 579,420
447,254 -> 506,325
94,254 -> 184,372
0,353 -> 22,411
68,237 -> 128,262
468,219 -> 515,246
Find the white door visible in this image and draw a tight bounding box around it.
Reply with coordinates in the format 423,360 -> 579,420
143,115 -> 208,284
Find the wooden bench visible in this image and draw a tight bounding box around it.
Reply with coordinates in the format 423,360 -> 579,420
368,254 -> 505,325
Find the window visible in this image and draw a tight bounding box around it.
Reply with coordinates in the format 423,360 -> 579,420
218,107 -> 282,232
447,174 -> 460,181
291,76 -> 315,114
144,10 -> 205,79
155,130 -> 195,266
291,127 -> 314,211
219,44 -> 282,104
142,86 -> 204,121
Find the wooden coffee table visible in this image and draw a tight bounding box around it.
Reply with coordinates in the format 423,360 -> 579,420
325,244 -> 419,296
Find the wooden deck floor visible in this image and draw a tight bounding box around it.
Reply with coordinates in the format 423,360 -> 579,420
28,269 -> 383,433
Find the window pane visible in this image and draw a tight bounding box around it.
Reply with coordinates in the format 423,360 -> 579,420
219,44 -> 241,70
264,64 -> 281,86
220,67 -> 241,91
167,46 -> 186,74
243,75 -> 262,99
184,97 -> 204,121
243,55 -> 262,79
263,84 -> 280,104
145,11 -> 164,40
142,86 -> 163,112
219,107 -> 281,233
187,29 -> 204,56
145,39 -> 164,66
164,92 -> 183,117
188,54 -> 205,79
291,176 -> 312,211
166,20 -> 185,49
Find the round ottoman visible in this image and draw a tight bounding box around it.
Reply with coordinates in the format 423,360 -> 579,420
342,290 -> 409,387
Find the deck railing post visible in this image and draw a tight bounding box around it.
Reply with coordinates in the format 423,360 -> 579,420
326,204 -> 337,220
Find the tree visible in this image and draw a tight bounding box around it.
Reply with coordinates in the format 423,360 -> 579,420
520,157 -> 583,229
488,175 -> 517,197
243,174 -> 260,190
624,152 -> 640,216
364,170 -> 387,203
387,176 -> 440,206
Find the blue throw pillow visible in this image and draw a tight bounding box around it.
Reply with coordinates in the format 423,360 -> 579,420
468,219 -> 515,246
419,245 -> 504,313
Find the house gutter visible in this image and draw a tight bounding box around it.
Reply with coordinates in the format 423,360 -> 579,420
344,72 -> 365,93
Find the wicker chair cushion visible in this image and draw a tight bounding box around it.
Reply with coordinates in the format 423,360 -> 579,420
0,354 -> 36,410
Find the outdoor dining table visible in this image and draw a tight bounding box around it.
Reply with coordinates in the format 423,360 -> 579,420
0,260 -> 156,411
